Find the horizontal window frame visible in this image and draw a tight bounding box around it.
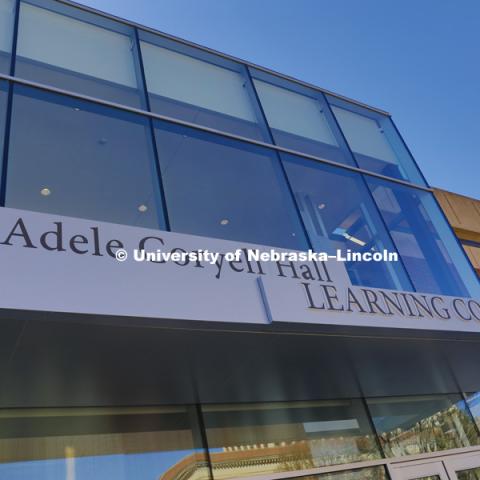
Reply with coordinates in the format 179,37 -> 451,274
0,72 -> 433,194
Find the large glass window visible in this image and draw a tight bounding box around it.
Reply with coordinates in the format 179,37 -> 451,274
154,120 -> 307,249
5,85 -> 165,229
203,400 -> 381,479
367,395 -> 480,457
251,70 -> 355,166
140,33 -> 267,140
16,0 -> 143,106
328,96 -> 424,185
366,178 -> 480,298
0,406 -> 210,480
282,154 -> 412,291
465,392 -> 480,430
0,0 -> 15,73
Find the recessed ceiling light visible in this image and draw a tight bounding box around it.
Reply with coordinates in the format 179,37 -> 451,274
220,219 -> 229,225
138,204 -> 148,213
73,107 -> 81,112
318,203 -> 326,209
40,187 -> 51,196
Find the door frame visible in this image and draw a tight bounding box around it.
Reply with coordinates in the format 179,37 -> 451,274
388,450 -> 480,480
389,458 -> 450,480
236,447 -> 480,480
444,450 -> 480,479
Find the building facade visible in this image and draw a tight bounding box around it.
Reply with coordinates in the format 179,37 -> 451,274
434,188 -> 480,277
0,1 -> 480,480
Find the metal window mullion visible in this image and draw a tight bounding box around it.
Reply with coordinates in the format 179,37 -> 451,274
133,27 -> 171,231
0,0 -> 21,207
361,396 -> 387,460
0,71 -> 434,195
390,117 -> 430,187
194,404 -> 215,480
244,65 -> 314,251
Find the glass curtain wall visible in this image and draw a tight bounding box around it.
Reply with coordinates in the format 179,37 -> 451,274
367,395 -> 480,457
0,0 -> 477,298
15,0 -> 144,106
250,69 -> 355,166
465,392 -> 480,430
0,406 -> 209,480
0,0 -> 15,73
327,96 -> 425,185
5,85 -> 165,229
202,400 -> 382,479
367,178 -> 480,298
281,153 -> 413,291
154,120 -> 308,249
0,394 -> 478,480
139,31 -> 268,140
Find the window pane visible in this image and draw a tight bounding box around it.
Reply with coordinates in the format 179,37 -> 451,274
203,400 -> 381,479
465,392 -> 480,430
282,154 -> 412,290
0,406 -> 210,480
16,1 -> 143,106
367,178 -> 480,297
367,395 -> 480,457
154,121 -> 307,249
328,97 -> 424,185
6,85 -> 165,229
291,466 -> 389,480
141,35 -> 266,139
252,75 -> 355,166
0,0 -> 15,73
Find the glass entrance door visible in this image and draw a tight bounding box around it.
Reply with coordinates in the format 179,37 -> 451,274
444,452 -> 480,480
390,460 -> 450,480
390,452 -> 480,480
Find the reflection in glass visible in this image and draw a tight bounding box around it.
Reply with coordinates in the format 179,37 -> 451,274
465,392 -> 480,430
6,85 -> 165,229
154,120 -> 308,249
282,154 -> 412,290
0,0 -> 15,72
367,395 -> 480,458
252,74 -> 355,166
140,34 -> 266,139
327,96 -> 424,185
0,406 -> 209,480
367,178 -> 480,298
16,1 -> 143,106
457,467 -> 480,480
203,400 -> 381,479
296,466 -> 389,480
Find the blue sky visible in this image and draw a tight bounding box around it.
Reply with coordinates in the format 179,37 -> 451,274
78,0 -> 479,199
